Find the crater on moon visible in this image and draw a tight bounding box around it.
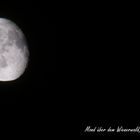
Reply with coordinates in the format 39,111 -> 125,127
0,18 -> 29,81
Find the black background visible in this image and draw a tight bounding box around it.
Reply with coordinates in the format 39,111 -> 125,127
79,2 -> 140,137
0,1 -> 56,104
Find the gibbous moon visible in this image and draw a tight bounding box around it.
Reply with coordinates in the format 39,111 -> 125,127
0,18 -> 29,81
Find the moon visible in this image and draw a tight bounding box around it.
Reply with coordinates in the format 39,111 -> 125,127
0,18 -> 29,81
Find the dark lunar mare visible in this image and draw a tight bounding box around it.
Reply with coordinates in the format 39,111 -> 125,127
0,28 -> 7,44
24,46 -> 29,58
8,28 -> 29,58
16,35 -> 26,50
8,29 -> 26,50
0,55 -> 8,68
8,30 -> 18,40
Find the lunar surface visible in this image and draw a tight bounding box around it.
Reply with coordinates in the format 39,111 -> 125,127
0,18 -> 29,81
